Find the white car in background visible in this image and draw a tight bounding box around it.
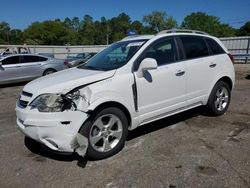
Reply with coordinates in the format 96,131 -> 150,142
0,46 -> 31,56
0,54 -> 67,84
16,30 -> 235,160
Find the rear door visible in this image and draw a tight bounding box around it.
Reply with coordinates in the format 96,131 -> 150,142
178,35 -> 217,105
0,56 -> 21,83
19,55 -> 48,79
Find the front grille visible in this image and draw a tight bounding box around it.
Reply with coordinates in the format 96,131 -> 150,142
18,99 -> 29,108
21,91 -> 33,97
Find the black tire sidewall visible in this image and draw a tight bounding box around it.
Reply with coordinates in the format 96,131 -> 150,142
43,69 -> 56,76
207,81 -> 231,116
80,107 -> 128,160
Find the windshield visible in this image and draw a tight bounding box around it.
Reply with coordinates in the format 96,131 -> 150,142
78,39 -> 147,71
76,53 -> 85,58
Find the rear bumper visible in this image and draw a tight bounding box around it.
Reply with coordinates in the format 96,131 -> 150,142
16,105 -> 89,153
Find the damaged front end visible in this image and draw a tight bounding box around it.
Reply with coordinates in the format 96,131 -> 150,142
30,86 -> 92,113
70,133 -> 89,157
27,87 -> 94,157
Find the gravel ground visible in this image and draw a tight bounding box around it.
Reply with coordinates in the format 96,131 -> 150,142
0,64 -> 250,188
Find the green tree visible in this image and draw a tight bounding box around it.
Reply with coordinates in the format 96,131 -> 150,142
109,13 -> 131,42
237,21 -> 250,36
72,17 -> 80,31
181,12 -> 236,37
131,21 -> 145,34
143,11 -> 178,32
63,17 -> 73,29
0,22 -> 11,44
78,15 -> 95,44
24,20 -> 74,45
93,19 -> 109,45
10,29 -> 23,44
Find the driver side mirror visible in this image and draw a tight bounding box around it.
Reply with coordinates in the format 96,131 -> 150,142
137,58 -> 157,78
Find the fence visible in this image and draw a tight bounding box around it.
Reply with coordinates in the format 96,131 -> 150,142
220,36 -> 250,63
0,36 -> 250,63
0,45 -> 107,59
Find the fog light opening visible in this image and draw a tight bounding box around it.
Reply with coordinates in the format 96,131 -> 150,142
44,138 -> 58,150
61,121 -> 71,125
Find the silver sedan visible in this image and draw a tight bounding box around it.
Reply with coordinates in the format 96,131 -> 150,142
0,54 -> 67,85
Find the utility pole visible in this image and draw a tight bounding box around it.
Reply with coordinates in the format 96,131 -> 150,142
106,24 -> 109,45
7,31 -> 10,44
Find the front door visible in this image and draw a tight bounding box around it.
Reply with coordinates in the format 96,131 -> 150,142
134,37 -> 186,124
0,55 -> 21,83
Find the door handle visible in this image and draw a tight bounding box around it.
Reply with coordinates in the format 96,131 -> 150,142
209,63 -> 217,68
175,70 -> 185,76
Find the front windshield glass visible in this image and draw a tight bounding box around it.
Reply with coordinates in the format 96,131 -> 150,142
78,39 -> 147,71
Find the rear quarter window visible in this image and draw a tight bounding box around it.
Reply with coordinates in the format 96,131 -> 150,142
205,38 -> 225,55
180,36 -> 209,60
38,56 -> 48,61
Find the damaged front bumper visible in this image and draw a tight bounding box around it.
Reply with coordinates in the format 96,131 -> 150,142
16,105 -> 89,157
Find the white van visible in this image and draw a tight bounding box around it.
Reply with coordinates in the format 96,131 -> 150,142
16,30 -> 235,159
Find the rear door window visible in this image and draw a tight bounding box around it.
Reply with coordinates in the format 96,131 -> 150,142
21,56 -> 47,63
205,38 -> 225,55
2,56 -> 20,65
180,36 -> 209,60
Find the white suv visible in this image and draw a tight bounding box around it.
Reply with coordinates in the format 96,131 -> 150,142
16,30 -> 235,159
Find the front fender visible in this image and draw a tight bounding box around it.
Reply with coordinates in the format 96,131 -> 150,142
85,90 -> 139,130
88,91 -> 135,115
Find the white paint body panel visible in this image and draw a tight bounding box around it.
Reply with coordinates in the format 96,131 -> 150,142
135,62 -> 186,124
16,33 -> 235,154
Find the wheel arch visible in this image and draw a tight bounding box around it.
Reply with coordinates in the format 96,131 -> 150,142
216,76 -> 233,91
86,101 -> 132,129
205,76 -> 233,105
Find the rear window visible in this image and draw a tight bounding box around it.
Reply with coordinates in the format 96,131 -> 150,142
180,36 -> 209,60
205,38 -> 225,55
21,56 -> 47,63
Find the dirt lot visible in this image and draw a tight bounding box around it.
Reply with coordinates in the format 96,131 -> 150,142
0,64 -> 250,188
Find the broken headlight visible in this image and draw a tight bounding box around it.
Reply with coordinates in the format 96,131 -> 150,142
30,93 -> 77,112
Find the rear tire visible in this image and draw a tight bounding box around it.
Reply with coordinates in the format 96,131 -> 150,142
80,107 -> 128,160
43,69 -> 56,76
207,81 -> 231,116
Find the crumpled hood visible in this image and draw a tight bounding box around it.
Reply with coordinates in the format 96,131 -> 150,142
23,68 -> 116,97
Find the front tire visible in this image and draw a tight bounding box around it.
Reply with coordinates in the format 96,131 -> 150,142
80,107 -> 128,160
207,81 -> 231,116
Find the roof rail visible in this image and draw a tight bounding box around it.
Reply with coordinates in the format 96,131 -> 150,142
157,29 -> 208,35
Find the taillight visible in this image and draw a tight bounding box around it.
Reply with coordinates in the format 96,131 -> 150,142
64,60 -> 69,66
228,53 -> 234,64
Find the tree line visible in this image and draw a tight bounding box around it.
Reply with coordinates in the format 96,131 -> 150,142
0,11 -> 249,45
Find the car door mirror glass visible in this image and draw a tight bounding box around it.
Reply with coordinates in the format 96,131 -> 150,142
137,58 -> 157,78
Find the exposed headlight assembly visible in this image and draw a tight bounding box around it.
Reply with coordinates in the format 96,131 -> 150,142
30,87 -> 92,113
30,93 -> 78,112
